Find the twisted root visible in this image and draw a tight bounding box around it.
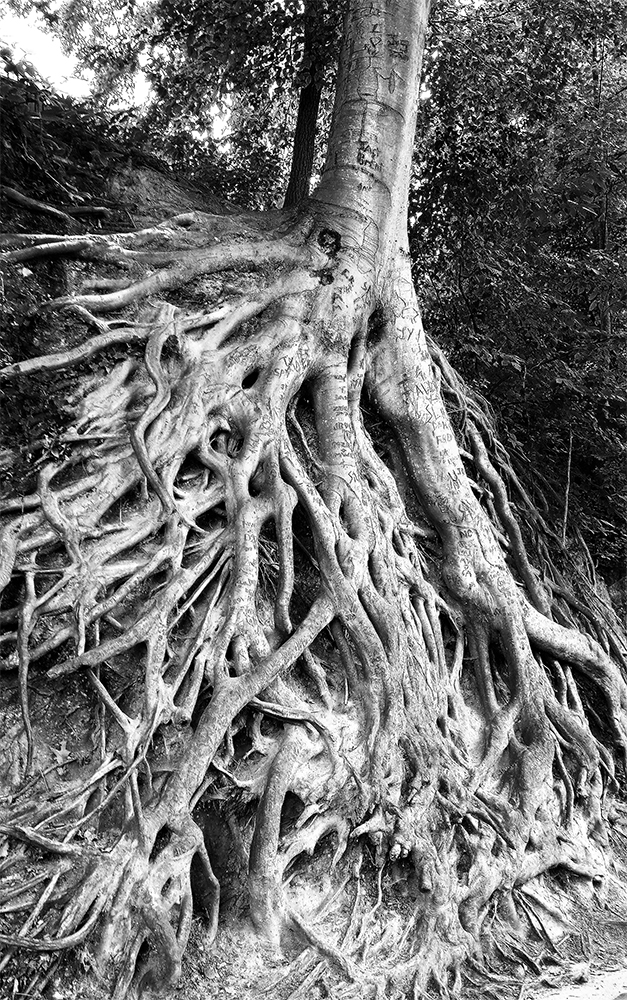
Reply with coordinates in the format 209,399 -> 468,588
0,205 -> 625,997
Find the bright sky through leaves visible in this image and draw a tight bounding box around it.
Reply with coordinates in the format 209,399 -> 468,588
0,8 -> 92,96
0,5 -> 150,102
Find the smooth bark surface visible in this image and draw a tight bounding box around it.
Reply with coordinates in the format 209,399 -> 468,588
1,2 -> 626,998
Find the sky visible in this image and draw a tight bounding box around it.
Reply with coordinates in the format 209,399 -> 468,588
0,8 -> 93,98
0,6 -> 231,145
0,6 -> 150,103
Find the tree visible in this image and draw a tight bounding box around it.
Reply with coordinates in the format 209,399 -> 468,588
1,1 -> 626,998
411,0 -> 627,585
6,0 -> 341,208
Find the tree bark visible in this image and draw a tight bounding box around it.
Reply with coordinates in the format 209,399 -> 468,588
283,0 -> 325,208
283,71 -> 321,207
1,1 -> 626,998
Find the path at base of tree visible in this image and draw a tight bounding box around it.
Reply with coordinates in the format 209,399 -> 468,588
532,969 -> 627,1000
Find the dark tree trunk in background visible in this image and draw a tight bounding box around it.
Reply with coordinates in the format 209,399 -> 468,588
283,69 -> 322,207
284,1 -> 322,207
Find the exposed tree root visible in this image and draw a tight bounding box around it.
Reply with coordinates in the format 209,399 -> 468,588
0,196 -> 625,999
2,2 -> 627,990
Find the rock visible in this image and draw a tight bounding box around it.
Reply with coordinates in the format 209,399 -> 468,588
571,962 -> 590,983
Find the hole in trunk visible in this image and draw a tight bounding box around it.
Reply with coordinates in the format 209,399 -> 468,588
280,792 -> 304,839
288,382 -> 321,474
455,831 -> 473,877
249,462 -> 265,497
194,503 -> 227,532
491,647 -> 512,707
366,303 -> 391,347
136,940 -> 150,968
210,429 -> 243,457
191,683 -> 212,729
232,727 -> 254,760
174,452 -> 211,491
149,825 -> 173,863
194,802 -> 248,913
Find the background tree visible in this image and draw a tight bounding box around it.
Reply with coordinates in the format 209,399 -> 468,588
412,0 -> 627,589
1,2 -> 627,999
3,0 -> 341,207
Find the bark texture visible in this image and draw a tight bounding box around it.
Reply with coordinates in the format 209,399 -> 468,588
283,72 -> 321,207
1,2 -> 626,998
283,0 -> 324,208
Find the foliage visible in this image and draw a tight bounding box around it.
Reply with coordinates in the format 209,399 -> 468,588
4,0 -> 342,207
412,0 -> 627,581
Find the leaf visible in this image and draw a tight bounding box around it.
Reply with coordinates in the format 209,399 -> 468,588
50,739 -> 72,767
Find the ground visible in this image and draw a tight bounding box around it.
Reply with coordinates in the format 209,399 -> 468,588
18,837 -> 627,1000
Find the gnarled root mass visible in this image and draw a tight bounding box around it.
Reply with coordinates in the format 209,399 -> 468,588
0,204 -> 626,999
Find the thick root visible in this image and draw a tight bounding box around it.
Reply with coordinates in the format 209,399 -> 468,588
0,202 -> 625,998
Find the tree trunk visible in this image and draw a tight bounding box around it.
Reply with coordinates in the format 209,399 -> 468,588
283,0 -> 324,208
283,71 -> 321,207
1,1 -> 627,998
